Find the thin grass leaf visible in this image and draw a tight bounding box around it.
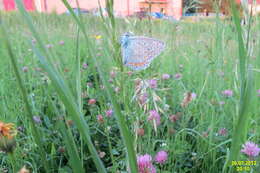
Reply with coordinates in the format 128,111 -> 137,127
60,1 -> 138,172
0,23 -> 50,172
48,99 -> 84,172
32,45 -> 106,172
226,0 -> 254,171
75,27 -> 82,110
14,1 -> 107,172
58,121 -> 85,173
98,0 -> 122,68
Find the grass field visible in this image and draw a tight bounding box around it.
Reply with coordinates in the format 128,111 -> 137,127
0,3 -> 260,173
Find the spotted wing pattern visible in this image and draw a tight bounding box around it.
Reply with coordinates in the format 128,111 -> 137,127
121,35 -> 165,71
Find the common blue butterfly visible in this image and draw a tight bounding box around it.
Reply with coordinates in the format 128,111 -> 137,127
121,33 -> 165,71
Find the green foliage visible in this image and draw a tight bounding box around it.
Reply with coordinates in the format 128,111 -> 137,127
0,4 -> 259,173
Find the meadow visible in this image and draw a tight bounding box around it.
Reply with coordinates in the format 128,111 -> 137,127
0,2 -> 260,173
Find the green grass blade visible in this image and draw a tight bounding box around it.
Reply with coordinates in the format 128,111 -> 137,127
94,54 -> 139,173
31,45 -> 107,173
14,0 -> 107,172
75,27 -> 82,110
48,99 -> 85,172
227,0 -> 253,170
61,1 -> 138,172
58,121 -> 85,173
0,23 -> 50,172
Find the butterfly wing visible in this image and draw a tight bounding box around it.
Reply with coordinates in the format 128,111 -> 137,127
130,36 -> 165,62
121,36 -> 165,71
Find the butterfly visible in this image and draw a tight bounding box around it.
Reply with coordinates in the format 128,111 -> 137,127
120,32 -> 165,71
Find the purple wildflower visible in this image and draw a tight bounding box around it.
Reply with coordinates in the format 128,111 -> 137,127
137,154 -> 156,173
148,79 -> 157,89
257,89 -> 260,97
222,90 -> 233,97
22,66 -> 28,73
218,128 -> 227,136
88,99 -> 96,105
219,101 -> 225,105
162,74 -> 170,80
105,109 -> 113,117
241,141 -> 260,157
169,114 -> 178,123
32,39 -> 36,44
155,150 -> 168,164
137,128 -> 145,136
148,110 -> 160,126
135,78 -> 142,86
110,71 -> 116,78
174,73 -> 182,79
97,115 -> 104,123
191,92 -> 197,99
139,93 -> 148,105
59,40 -> 65,45
45,44 -> 53,49
33,116 -> 42,124
127,71 -> 133,76
87,82 -> 93,87
82,63 -> 88,69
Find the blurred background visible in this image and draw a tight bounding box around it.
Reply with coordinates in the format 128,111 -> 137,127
1,0 -> 259,20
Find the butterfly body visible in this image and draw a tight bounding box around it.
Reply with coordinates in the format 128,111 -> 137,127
120,33 -> 165,71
